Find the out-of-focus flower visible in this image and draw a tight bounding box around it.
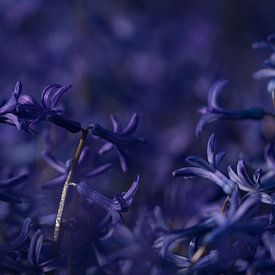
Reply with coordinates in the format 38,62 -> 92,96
76,175 -> 140,223
196,81 -> 267,136
89,113 -> 146,172
0,169 -> 28,203
173,134 -> 235,194
42,146 -> 111,188
253,35 -> 275,105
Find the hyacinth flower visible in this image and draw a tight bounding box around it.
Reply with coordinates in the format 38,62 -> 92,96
42,146 -> 111,188
196,81 -> 269,136
0,169 -> 28,203
253,34 -> 275,105
0,218 -> 63,272
228,160 -> 275,205
153,206 -> 216,257
89,113 -> 146,172
14,83 -> 82,133
26,230 -> 65,272
76,175 -> 140,224
173,134 -> 235,194
192,189 -> 264,263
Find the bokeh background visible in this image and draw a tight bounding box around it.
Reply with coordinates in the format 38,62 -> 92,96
1,0 -> 275,230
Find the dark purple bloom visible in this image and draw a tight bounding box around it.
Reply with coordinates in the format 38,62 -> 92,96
15,83 -> 82,133
27,230 -> 64,272
42,146 -> 111,188
196,81 -> 267,136
89,113 -> 146,172
76,175 -> 140,223
173,134 -> 235,194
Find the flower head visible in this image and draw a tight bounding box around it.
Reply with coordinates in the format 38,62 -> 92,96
89,113 -> 146,172
196,81 -> 267,136
173,134 -> 235,194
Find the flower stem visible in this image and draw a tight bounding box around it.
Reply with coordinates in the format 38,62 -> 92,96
53,128 -> 89,242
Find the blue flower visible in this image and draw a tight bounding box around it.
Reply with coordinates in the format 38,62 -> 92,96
228,160 -> 275,205
202,189 -> 263,248
89,113 -> 146,172
76,175 -> 140,223
15,83 -> 82,133
196,81 -> 267,136
173,134 -> 235,194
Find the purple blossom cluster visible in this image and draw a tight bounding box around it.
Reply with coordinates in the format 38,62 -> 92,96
0,35 -> 274,274
1,2 -> 275,274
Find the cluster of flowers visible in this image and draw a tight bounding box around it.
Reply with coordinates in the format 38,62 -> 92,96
1,36 -> 275,274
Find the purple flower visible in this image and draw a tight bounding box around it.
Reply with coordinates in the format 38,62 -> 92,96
15,83 -> 82,133
228,160 -> 275,205
76,175 -> 140,223
42,146 -> 111,188
196,81 -> 267,136
89,113 -> 146,172
253,35 -> 275,104
202,189 -> 263,248
173,134 -> 235,194
27,230 -> 64,272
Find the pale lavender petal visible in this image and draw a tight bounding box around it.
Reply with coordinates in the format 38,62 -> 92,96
110,114 -> 119,133
121,113 -> 139,135
28,229 -> 43,266
207,80 -> 228,109
83,163 -> 111,178
253,68 -> 275,80
42,175 -> 66,188
207,134 -> 216,166
122,175 -> 140,204
98,142 -> 114,155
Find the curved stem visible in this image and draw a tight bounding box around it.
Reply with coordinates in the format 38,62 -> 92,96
53,128 -> 89,242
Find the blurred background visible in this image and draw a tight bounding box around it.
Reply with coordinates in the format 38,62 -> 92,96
1,0 -> 275,227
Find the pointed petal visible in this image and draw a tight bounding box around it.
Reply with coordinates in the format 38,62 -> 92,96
122,175 -> 140,204
121,113 -> 139,136
42,151 -> 66,173
207,134 -> 216,165
28,229 -> 43,266
110,114 -> 119,133
83,163 -> 111,178
98,142 -> 114,155
207,80 -> 228,109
